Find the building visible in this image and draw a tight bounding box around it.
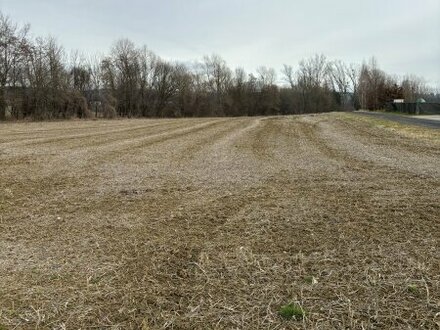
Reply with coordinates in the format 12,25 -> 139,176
387,99 -> 440,115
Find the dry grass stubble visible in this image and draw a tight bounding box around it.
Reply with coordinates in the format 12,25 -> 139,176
0,114 -> 439,329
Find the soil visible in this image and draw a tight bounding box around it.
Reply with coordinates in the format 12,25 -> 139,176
1,113 -> 439,329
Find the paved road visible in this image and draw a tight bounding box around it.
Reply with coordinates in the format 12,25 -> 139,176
354,111 -> 440,129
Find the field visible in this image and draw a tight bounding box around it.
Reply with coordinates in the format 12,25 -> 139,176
1,113 -> 439,329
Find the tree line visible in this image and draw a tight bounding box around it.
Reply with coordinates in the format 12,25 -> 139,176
0,12 -> 437,120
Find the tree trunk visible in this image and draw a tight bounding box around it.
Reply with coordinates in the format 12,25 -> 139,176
0,87 -> 6,120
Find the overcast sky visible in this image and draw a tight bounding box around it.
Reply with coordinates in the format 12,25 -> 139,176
1,0 -> 439,87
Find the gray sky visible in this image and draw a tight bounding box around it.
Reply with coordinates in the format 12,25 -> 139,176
1,0 -> 439,87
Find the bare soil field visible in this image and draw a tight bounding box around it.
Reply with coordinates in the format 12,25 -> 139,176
1,113 -> 439,329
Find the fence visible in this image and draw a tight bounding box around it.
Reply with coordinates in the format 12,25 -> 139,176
387,102 -> 440,115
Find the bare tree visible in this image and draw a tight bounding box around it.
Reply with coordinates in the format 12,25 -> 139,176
224,67 -> 249,116
296,54 -> 334,113
69,51 -> 91,96
138,46 -> 156,116
299,55 -> 327,87
202,54 -> 232,115
255,66 -> 279,115
328,60 -> 355,110
281,64 -> 295,89
0,11 -> 431,120
0,12 -> 30,119
328,60 -> 350,93
358,57 -> 387,109
151,60 -> 176,116
256,66 -> 276,89
401,74 -> 426,102
172,63 -> 194,117
347,63 -> 360,109
110,39 -> 141,116
86,53 -> 104,117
